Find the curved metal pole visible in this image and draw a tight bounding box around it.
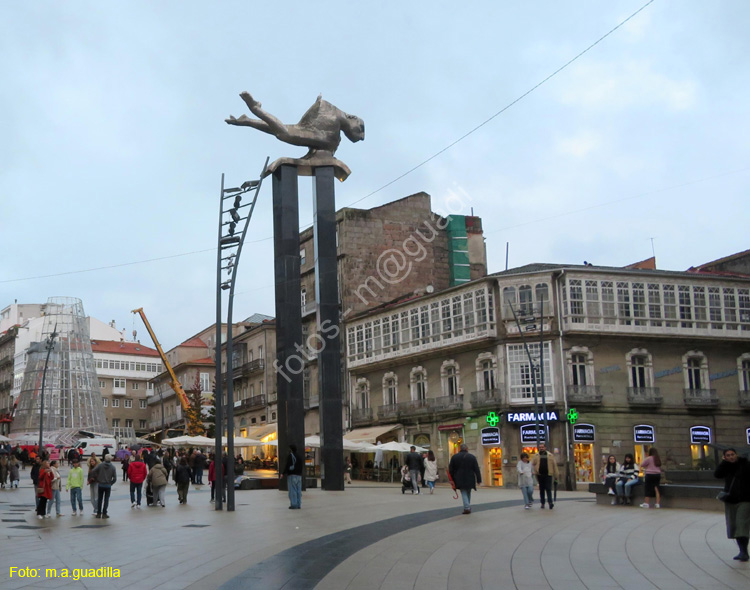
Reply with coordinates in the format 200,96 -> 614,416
508,304 -> 542,446
214,173 -> 225,511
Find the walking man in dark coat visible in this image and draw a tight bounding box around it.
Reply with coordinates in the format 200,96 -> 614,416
448,443 -> 482,514
282,444 -> 304,509
405,446 -> 423,495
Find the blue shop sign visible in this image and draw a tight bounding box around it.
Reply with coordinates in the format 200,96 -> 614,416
690,426 -> 711,444
520,424 -> 547,444
634,424 -> 655,444
481,427 -> 501,446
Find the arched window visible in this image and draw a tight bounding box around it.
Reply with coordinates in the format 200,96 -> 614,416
356,378 -> 370,409
410,367 -> 427,401
536,283 -> 549,312
441,360 -> 460,397
626,348 -> 653,389
382,372 -> 398,406
300,288 -> 307,310
519,285 -> 533,315
566,347 -> 595,398
682,351 -> 708,391
738,354 -> 750,392
475,352 -> 497,392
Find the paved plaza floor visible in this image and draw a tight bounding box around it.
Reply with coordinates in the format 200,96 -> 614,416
1,467 -> 748,590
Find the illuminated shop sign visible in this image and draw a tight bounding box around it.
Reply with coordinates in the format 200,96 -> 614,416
747,428 -> 750,446
690,426 -> 711,444
573,424 -> 596,443
633,425 -> 655,443
507,411 -> 559,424
481,427 -> 501,446
520,424 -> 547,444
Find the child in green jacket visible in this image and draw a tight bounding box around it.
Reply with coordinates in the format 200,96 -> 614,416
66,459 -> 85,516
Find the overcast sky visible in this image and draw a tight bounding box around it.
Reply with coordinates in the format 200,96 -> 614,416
2,1 -> 749,350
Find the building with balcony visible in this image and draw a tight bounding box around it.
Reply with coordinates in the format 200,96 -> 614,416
345,253 -> 750,490
91,340 -> 162,438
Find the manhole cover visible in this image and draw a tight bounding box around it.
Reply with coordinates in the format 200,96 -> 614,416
182,524 -> 210,528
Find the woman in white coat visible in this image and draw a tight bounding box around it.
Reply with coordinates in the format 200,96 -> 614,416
423,450 -> 439,494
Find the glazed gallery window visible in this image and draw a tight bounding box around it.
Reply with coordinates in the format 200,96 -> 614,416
561,278 -> 750,333
347,286 -> 495,363
507,342 -> 553,402
502,283 -> 550,319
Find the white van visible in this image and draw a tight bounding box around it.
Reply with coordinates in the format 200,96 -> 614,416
74,437 -> 118,458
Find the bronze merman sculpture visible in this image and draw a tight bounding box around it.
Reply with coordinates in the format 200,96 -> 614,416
226,92 -> 364,180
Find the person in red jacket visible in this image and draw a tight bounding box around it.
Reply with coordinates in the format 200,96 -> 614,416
36,460 -> 53,519
127,455 -> 148,509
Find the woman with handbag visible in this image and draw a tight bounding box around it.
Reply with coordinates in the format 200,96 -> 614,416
714,448 -> 750,562
36,460 -> 53,519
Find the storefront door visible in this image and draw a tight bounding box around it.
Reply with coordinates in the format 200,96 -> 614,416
574,443 -> 594,483
488,447 -> 503,486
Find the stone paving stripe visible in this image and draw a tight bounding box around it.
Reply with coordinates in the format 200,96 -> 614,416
221,497 -> 532,590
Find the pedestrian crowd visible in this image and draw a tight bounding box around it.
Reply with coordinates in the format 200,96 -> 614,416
19,445 -> 221,520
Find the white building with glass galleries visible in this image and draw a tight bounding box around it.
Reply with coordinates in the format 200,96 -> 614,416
345,261 -> 750,489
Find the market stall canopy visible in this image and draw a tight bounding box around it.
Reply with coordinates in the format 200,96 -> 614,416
304,435 -> 378,452
245,424 -> 277,442
343,424 -> 402,445
226,436 -> 263,447
376,441 -> 428,453
0,434 -> 11,442
162,435 -> 215,447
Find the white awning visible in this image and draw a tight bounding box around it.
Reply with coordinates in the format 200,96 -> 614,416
245,424 -> 277,442
344,424 -> 401,444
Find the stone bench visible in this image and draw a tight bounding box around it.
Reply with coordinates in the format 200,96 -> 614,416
588,482 -> 724,512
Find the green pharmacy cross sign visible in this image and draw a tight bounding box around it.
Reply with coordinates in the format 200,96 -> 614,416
486,411 -> 500,427
567,408 -> 579,424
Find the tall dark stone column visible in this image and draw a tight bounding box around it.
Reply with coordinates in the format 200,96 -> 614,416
313,166 -> 344,490
273,164 -> 306,491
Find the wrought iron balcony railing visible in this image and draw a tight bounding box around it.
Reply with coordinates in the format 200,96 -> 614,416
351,407 -> 373,424
627,387 -> 662,406
566,385 -> 602,405
684,388 -> 718,407
470,388 -> 505,408
430,394 -> 464,412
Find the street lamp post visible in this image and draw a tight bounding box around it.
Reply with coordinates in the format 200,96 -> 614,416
214,159 -> 268,512
38,325 -> 58,452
